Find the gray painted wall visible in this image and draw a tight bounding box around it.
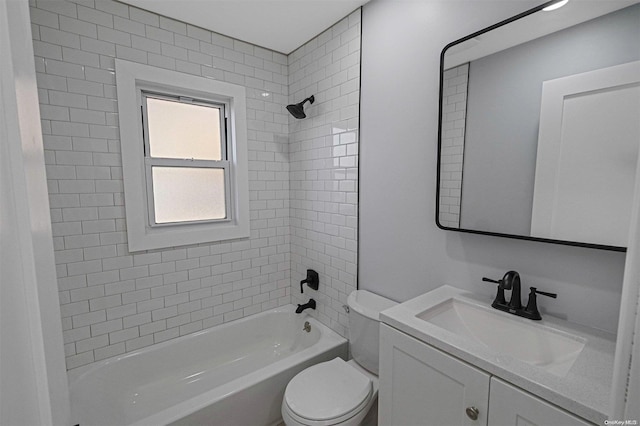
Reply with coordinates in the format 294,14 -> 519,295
359,0 -> 627,334
461,4 -> 640,234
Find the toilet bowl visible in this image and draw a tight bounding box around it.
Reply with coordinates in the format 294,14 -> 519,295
281,290 -> 397,426
282,358 -> 377,426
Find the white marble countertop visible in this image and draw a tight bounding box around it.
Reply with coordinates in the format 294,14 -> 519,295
379,285 -> 616,425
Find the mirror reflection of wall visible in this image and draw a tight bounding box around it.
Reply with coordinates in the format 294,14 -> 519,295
438,2 -> 640,249
439,63 -> 469,228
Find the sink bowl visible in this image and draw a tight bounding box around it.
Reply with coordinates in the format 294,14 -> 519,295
417,299 -> 586,376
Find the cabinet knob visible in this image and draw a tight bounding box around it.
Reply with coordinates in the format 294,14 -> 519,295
465,406 -> 479,421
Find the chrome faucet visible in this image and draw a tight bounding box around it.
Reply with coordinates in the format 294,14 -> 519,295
295,298 -> 316,314
483,271 -> 556,320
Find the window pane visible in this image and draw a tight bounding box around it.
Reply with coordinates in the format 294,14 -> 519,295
146,97 -> 222,160
152,167 -> 226,223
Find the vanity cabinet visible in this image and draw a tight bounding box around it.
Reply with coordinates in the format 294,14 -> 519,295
379,324 -> 593,426
488,378 -> 592,426
379,324 -> 490,426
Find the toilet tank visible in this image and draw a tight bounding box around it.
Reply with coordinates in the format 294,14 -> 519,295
347,290 -> 397,374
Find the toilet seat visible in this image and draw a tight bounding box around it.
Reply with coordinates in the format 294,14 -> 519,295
283,358 -> 373,426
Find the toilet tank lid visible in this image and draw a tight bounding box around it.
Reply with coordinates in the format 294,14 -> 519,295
348,290 -> 397,320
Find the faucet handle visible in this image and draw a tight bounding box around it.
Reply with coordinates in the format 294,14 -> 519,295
300,269 -> 319,293
483,277 -> 507,307
524,287 -> 557,320
531,288 -> 557,299
482,271 -> 519,291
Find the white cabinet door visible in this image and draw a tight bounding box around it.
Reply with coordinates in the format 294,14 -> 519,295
379,324 -> 490,426
488,378 -> 592,426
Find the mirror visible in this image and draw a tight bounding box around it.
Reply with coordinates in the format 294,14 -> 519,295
437,0 -> 640,251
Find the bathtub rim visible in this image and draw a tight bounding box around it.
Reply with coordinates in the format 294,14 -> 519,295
68,304 -> 334,382
68,304 -> 348,426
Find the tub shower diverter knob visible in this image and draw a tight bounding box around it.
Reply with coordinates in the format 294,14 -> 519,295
466,406 -> 479,421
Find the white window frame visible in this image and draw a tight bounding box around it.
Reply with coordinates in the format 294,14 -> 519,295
115,59 -> 249,252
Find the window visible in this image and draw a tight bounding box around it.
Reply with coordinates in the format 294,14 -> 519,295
142,93 -> 229,225
115,60 -> 249,251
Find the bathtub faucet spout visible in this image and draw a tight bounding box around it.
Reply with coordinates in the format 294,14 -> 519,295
296,299 -> 316,314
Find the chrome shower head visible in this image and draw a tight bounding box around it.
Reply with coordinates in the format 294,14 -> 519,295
286,95 -> 315,119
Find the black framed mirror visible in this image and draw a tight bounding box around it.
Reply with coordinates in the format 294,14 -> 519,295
436,0 -> 640,252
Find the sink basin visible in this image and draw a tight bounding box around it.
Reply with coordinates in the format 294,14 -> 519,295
417,299 -> 586,376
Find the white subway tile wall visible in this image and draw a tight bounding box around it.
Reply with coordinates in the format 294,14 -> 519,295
32,0 -> 361,370
31,0 -> 294,370
439,63 -> 468,228
288,10 -> 361,337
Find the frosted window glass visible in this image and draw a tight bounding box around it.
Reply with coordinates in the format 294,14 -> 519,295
147,97 -> 222,160
152,167 -> 226,223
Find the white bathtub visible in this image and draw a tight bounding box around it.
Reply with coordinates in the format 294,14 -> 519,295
69,305 -> 347,426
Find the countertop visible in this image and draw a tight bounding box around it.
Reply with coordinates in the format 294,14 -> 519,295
379,285 -> 616,424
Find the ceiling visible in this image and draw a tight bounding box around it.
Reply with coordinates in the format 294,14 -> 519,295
445,0 -> 638,68
119,0 -> 369,54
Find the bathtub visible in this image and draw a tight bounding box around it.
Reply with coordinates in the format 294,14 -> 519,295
69,305 -> 347,426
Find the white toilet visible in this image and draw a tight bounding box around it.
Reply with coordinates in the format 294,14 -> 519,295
281,290 -> 397,426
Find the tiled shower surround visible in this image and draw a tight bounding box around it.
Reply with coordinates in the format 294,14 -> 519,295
289,11 -> 361,337
30,0 -> 360,369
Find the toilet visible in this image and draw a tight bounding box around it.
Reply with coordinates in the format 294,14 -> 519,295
281,290 -> 397,426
